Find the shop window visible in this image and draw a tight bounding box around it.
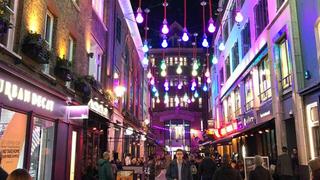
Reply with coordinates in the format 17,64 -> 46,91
29,117 -> 55,180
307,103 -> 320,159
0,108 -> 27,174
0,0 -> 16,50
258,56 -> 271,102
254,0 -> 269,39
278,38 -> 292,89
223,21 -> 229,43
92,0 -> 104,21
66,36 -> 75,88
227,95 -> 233,122
245,75 -> 254,111
116,17 -> 121,43
234,88 -> 241,116
88,37 -> 103,82
241,21 -> 251,58
42,11 -> 55,75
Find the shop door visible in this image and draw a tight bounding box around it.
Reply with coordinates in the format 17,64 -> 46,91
68,128 -> 81,180
285,118 -> 297,153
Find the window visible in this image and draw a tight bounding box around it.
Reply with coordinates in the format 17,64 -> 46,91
232,41 -> 239,71
29,117 -> 55,180
183,57 -> 187,66
223,21 -> 229,42
220,68 -> 224,86
306,103 -> 320,159
92,0 -> 104,20
245,75 -> 253,111
116,17 -> 121,43
88,37 -> 103,82
0,0 -> 16,50
66,36 -> 75,87
170,97 -> 174,107
234,88 -> 241,116
241,21 -> 251,58
277,0 -> 285,9
169,57 -> 173,66
225,56 -> 231,80
0,108 -> 27,174
69,131 -> 77,180
227,95 -> 233,122
279,39 -> 291,89
43,11 -> 54,75
254,0 -> 269,39
199,98 -> 202,108
230,1 -> 236,28
258,56 -> 271,102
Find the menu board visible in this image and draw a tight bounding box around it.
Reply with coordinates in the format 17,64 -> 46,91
244,156 -> 269,180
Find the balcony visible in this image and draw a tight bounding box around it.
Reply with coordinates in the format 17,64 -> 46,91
280,74 -> 292,90
245,99 -> 254,112
259,87 -> 272,103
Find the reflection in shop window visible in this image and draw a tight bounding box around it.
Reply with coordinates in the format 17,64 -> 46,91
29,117 -> 55,180
0,108 -> 27,174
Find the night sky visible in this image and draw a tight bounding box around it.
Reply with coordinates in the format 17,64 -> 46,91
131,0 -> 219,48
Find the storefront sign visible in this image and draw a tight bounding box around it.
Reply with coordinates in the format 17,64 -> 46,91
67,105 -> 89,119
260,110 -> 271,118
243,117 -> 255,127
88,99 -> 110,119
0,79 -> 55,112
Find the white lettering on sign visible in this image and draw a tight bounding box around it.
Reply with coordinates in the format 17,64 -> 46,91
260,111 -> 271,118
0,78 -> 55,112
244,117 -> 255,126
88,99 -> 109,119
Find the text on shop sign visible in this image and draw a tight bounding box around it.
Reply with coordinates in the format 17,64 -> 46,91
0,79 -> 55,112
88,99 -> 109,119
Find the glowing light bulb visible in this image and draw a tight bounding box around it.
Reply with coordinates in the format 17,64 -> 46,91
192,70 -> 198,76
219,42 -> 225,51
194,91 -> 199,98
150,78 -> 155,85
165,86 -> 169,91
156,98 -> 160,103
187,99 -> 191,104
203,84 -> 208,92
183,93 -> 188,102
152,86 -> 157,92
147,71 -> 152,79
208,18 -> 216,33
191,86 -> 195,91
178,83 -> 183,90
142,42 -> 149,53
205,70 -> 210,78
212,55 -> 218,64
161,19 -> 169,34
142,56 -> 149,66
192,81 -> 197,87
175,95 -> 179,103
202,37 -> 209,48
161,39 -> 168,48
193,62 -> 199,70
182,28 -> 189,42
161,70 -> 167,77
207,78 -> 211,84
191,97 -> 195,102
235,12 -> 244,23
155,92 -> 159,97
136,8 -> 144,23
176,65 -> 182,74
164,81 -> 169,87
160,62 -> 167,70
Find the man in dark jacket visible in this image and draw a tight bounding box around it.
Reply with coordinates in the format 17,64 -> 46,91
166,149 -> 192,180
98,151 -> 114,180
199,152 -> 216,180
249,155 -> 272,180
276,147 -> 293,180
0,151 -> 8,180
213,154 -> 242,180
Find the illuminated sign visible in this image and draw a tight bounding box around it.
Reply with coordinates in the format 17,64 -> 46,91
88,99 -> 109,119
260,111 -> 270,118
0,79 -> 54,112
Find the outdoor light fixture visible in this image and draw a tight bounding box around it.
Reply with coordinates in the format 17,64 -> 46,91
182,30 -> 189,42
235,12 -> 243,23
212,55 -> 218,64
218,42 -> 225,51
150,78 -> 155,85
202,35 -> 209,48
136,8 -> 144,24
176,65 -> 182,74
142,56 -> 149,66
161,38 -> 168,48
114,85 -> 126,97
207,0 -> 215,33
142,41 -> 149,53
147,71 -> 152,79
205,69 -> 210,78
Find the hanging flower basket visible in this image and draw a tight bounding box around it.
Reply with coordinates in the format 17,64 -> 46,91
0,0 -> 12,35
104,90 -> 115,105
74,76 -> 92,103
84,75 -> 102,91
54,57 -> 72,81
21,32 -> 51,64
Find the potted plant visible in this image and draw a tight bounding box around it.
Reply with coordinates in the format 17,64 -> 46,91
104,90 -> 114,105
0,0 -> 12,35
54,56 -> 72,81
84,75 -> 102,91
74,76 -> 92,103
21,32 -> 51,64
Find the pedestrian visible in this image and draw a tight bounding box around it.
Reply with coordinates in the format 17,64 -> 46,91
0,151 -> 8,180
6,169 -> 31,180
276,146 -> 294,180
249,155 -> 272,180
198,152 -> 216,180
308,157 -> 320,180
166,149 -> 193,180
291,148 -> 299,180
213,154 -> 242,180
125,153 -> 131,166
189,154 -> 199,180
148,155 -> 156,180
97,151 -> 114,180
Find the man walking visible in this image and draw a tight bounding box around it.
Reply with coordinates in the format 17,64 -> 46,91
213,154 -> 242,180
276,147 -> 293,180
166,149 -> 193,180
249,155 -> 272,180
98,151 -> 114,180
198,152 -> 216,180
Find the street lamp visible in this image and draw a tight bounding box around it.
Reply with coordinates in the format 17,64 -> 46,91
114,85 -> 126,97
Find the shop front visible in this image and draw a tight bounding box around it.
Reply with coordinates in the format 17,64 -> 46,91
0,64 -> 77,180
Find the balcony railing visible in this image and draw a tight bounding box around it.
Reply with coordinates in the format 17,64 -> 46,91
280,74 -> 292,90
259,87 -> 272,102
235,107 -> 242,117
245,99 -> 254,112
